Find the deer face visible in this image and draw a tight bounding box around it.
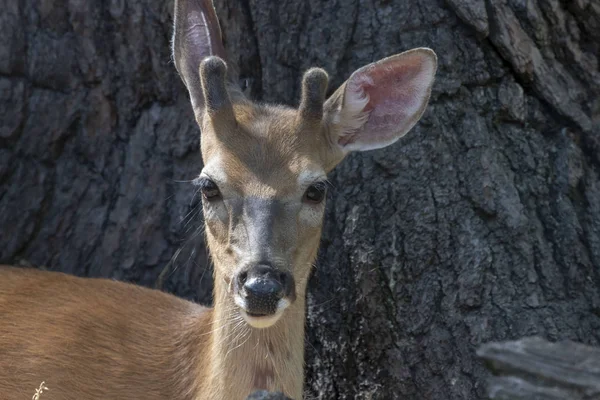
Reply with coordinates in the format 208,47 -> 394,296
173,1 -> 437,329
197,102 -> 329,328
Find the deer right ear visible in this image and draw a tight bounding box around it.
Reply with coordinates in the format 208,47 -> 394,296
323,48 -> 437,154
172,0 -> 227,117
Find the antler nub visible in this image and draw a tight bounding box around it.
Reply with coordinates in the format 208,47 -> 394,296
200,56 -> 233,118
299,68 -> 329,121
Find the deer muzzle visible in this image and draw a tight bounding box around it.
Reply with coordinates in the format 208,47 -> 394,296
233,263 -> 295,328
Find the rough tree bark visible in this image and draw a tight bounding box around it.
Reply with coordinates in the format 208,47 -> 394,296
1,0 -> 599,399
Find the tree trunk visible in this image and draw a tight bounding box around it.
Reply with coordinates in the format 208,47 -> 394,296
1,0 -> 599,399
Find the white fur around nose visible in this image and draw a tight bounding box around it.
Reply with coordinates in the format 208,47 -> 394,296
234,295 -> 290,329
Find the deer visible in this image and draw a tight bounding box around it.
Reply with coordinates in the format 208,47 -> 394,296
0,0 -> 437,399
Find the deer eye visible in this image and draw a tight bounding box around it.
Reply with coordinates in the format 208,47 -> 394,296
303,182 -> 327,204
195,177 -> 221,201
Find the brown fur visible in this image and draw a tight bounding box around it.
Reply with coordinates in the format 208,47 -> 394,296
0,264 -> 306,400
0,266 -> 208,400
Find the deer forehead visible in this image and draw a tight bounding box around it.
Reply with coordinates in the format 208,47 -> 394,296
201,104 -> 327,196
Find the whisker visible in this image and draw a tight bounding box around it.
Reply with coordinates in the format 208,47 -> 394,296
225,327 -> 251,360
181,205 -> 203,231
171,178 -> 200,183
188,186 -> 203,207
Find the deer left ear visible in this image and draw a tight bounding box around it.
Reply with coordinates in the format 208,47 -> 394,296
323,48 -> 437,153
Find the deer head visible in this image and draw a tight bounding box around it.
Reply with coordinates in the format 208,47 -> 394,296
173,0 -> 437,329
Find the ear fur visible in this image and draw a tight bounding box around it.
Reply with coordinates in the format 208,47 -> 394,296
172,0 -> 227,116
324,48 -> 437,153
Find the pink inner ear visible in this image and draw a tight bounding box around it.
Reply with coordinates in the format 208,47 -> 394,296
339,50 -> 436,151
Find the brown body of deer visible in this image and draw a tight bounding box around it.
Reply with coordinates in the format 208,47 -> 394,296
0,1 -> 437,399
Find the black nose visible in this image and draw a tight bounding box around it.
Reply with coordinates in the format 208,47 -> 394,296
236,264 -> 294,316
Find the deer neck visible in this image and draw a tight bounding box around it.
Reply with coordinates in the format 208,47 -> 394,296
202,270 -> 306,400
